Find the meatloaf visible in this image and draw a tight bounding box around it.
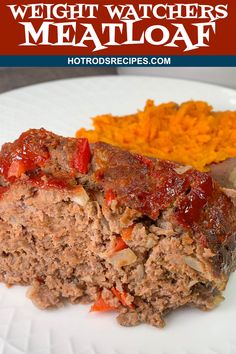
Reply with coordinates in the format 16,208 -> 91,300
0,128 -> 235,327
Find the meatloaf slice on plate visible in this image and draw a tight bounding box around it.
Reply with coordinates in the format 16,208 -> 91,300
0,129 -> 235,327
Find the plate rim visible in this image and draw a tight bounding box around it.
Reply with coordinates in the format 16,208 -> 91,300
0,74 -> 235,98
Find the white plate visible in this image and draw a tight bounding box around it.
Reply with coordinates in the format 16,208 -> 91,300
0,76 -> 236,354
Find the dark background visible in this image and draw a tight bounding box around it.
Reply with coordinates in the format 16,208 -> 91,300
0,67 -> 116,93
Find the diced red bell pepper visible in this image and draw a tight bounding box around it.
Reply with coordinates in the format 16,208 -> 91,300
111,287 -> 134,309
113,237 -> 128,253
90,295 -> 116,312
8,160 -> 26,178
105,189 -> 116,206
72,138 -> 91,174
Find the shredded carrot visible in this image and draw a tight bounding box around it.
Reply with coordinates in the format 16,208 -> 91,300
76,100 -> 236,171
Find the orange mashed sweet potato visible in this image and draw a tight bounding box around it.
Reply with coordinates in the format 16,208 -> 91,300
76,100 -> 236,171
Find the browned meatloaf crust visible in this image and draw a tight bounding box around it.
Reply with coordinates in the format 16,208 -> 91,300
0,129 -> 235,327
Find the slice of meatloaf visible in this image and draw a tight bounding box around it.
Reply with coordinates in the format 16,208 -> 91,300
0,128 -> 235,327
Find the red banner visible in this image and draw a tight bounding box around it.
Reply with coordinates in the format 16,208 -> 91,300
0,0 -> 235,55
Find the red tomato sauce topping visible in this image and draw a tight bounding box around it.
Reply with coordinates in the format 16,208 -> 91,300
0,130 -> 91,196
0,129 -> 50,182
175,171 -> 213,227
